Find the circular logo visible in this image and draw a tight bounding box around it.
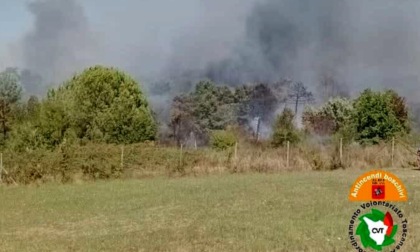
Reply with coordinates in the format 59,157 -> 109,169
348,202 -> 408,251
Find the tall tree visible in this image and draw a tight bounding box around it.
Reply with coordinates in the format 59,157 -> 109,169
169,95 -> 198,146
287,82 -> 314,115
247,83 -> 279,123
0,69 -> 22,140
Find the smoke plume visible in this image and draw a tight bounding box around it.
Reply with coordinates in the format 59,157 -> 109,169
3,0 -> 420,103
199,0 -> 420,100
22,0 -> 98,84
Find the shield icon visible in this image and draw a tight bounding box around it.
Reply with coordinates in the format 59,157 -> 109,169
372,185 -> 385,200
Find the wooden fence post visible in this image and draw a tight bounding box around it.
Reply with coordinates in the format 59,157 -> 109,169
391,137 -> 395,167
234,142 -> 238,160
179,144 -> 183,167
0,153 -> 2,183
121,145 -> 124,170
286,141 -> 290,169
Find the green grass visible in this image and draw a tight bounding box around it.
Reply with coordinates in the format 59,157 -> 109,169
0,169 -> 419,251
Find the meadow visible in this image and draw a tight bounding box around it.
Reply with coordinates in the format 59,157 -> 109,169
1,169 -> 419,251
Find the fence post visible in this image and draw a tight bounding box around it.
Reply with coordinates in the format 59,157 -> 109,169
121,145 -> 124,170
286,141 -> 290,168
179,144 -> 183,167
340,138 -> 343,162
0,153 -> 2,183
391,137 -> 395,167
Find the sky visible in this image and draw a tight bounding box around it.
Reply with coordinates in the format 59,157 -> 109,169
2,0 -> 420,104
0,0 -> 255,83
0,1 -> 28,68
0,1 -> 29,41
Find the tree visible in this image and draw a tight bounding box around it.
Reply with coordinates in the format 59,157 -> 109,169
14,66 -> 157,148
272,108 -> 300,147
26,95 -> 40,117
287,82 -> 314,115
71,66 -> 157,143
168,80 -> 291,145
192,80 -> 236,130
247,83 -> 279,123
303,97 -> 353,136
0,69 -> 22,140
169,95 -> 199,146
302,106 -> 336,136
353,89 -> 409,144
385,90 -> 410,132
169,80 -> 240,146
236,81 -> 288,137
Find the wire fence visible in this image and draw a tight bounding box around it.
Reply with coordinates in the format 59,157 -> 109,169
0,137 -> 419,185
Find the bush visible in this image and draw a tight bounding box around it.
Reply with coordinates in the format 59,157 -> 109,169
210,130 -> 237,151
272,108 -> 300,147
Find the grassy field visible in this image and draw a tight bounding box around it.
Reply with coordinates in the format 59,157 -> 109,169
0,169 -> 419,251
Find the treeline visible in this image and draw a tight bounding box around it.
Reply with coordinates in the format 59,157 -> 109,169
0,65 -> 412,152
166,80 -> 410,149
0,65 -> 414,184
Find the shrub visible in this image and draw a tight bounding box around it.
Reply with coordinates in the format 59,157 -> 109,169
272,108 -> 300,147
210,130 -> 237,151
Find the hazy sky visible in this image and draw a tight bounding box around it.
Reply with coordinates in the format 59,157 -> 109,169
0,1 -> 28,40
2,0 -> 420,102
0,0 -> 255,81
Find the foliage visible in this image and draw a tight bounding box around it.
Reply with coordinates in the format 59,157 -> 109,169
287,81 -> 314,115
246,83 -> 279,123
303,97 -> 354,136
169,95 -> 199,146
0,68 -> 22,142
210,130 -> 237,151
169,80 -> 289,145
353,89 -> 409,144
8,66 -> 157,149
192,80 -> 237,130
386,90 -> 410,132
272,108 -> 300,147
169,80 -> 241,146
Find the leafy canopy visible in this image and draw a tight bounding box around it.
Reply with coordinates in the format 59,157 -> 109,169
353,89 -> 409,144
9,66 -> 157,149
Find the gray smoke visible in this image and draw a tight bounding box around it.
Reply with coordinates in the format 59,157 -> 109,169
4,0 -> 420,103
199,0 -> 420,100
22,0 -> 99,84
